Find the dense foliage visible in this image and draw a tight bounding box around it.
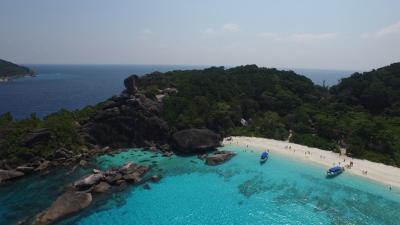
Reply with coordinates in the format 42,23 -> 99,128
1,63 -> 400,166
0,105 -> 99,164
138,63 -> 400,166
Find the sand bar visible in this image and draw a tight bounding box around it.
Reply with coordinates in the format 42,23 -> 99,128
223,136 -> 400,189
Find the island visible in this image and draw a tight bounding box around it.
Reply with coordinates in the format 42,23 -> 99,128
1,62 -> 400,224
0,58 -> 35,82
1,63 -> 400,171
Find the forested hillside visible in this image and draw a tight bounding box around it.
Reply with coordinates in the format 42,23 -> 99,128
138,63 -> 400,166
1,63 -> 399,166
0,59 -> 34,78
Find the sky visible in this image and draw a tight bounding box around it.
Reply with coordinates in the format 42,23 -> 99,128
1,0 -> 400,70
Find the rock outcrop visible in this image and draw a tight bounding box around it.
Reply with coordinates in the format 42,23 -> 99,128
83,74 -> 171,150
32,191 -> 92,225
0,169 -> 24,183
172,128 -> 221,153
74,173 -> 104,189
205,151 -> 236,166
22,128 -> 51,148
33,161 -> 149,224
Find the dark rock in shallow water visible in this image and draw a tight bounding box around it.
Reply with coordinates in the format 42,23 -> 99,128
33,191 -> 92,225
205,151 -> 236,166
105,173 -> 123,184
172,128 -> 221,153
0,169 -> 24,183
143,183 -> 151,190
123,173 -> 142,183
151,174 -> 162,182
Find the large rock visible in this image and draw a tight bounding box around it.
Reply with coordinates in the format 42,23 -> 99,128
124,75 -> 139,94
205,151 -> 236,166
93,182 -> 111,193
22,128 -> 51,147
0,169 -> 24,183
74,173 -> 103,189
53,148 -> 73,159
85,96 -> 170,148
172,129 -> 221,153
33,191 -> 92,225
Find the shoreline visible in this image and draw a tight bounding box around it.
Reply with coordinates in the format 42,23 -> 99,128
223,136 -> 400,189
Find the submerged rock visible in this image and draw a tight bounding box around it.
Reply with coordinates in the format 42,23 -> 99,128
172,129 -> 221,153
33,191 -> 92,225
93,182 -> 111,193
205,151 -> 236,166
79,159 -> 88,167
0,169 -> 24,183
151,174 -> 162,182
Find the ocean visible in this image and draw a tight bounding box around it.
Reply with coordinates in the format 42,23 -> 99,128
0,146 -> 399,225
0,65 -> 353,120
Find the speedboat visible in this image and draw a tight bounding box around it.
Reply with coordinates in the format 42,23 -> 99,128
260,151 -> 269,164
326,166 -> 344,177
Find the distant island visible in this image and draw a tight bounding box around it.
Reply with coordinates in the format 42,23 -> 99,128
0,59 -> 35,82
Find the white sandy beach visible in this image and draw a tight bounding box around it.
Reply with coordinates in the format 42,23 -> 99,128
223,136 -> 400,189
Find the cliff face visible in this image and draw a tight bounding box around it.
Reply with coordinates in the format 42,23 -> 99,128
83,75 -> 172,149
0,59 -> 34,80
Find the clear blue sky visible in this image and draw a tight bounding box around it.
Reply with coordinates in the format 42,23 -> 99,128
1,0 -> 399,70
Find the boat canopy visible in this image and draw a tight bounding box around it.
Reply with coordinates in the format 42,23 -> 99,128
261,151 -> 269,158
328,166 -> 341,172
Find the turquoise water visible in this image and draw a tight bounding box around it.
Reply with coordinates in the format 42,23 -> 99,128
1,146 -> 399,225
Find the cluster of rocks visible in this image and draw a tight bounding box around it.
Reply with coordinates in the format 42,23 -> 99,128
0,158 -> 49,183
0,145 -> 113,184
32,162 -> 152,225
74,162 -> 150,192
198,151 -> 236,166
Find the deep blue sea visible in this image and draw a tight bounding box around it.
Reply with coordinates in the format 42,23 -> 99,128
1,146 -> 399,225
0,65 -> 353,120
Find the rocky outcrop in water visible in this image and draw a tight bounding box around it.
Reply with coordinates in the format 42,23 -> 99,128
205,151 -> 236,166
0,169 -> 24,183
32,191 -> 92,225
172,128 -> 221,153
32,161 -> 150,225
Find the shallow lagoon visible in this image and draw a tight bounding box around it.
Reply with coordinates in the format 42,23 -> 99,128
1,145 -> 399,225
